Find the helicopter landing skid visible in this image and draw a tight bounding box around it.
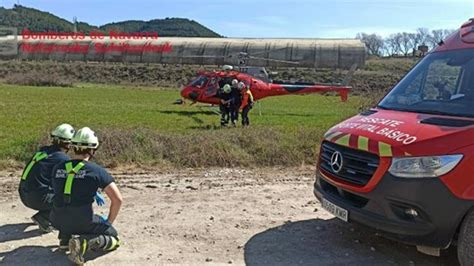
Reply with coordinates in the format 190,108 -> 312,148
173,99 -> 185,105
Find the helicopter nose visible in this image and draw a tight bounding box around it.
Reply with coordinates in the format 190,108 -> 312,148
180,88 -> 188,98
189,91 -> 200,100
181,87 -> 200,101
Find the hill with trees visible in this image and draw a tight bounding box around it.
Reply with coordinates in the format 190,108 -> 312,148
101,18 -> 221,37
0,5 -> 221,37
0,5 -> 98,33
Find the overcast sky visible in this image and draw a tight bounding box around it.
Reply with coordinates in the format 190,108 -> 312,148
1,0 -> 473,38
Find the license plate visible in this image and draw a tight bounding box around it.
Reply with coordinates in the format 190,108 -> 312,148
322,198 -> 348,222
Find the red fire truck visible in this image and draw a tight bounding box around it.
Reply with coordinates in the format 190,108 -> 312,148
314,19 -> 474,265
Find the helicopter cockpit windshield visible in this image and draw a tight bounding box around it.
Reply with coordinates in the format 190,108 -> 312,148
190,76 -> 208,88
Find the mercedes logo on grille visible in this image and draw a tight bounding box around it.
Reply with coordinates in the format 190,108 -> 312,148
330,151 -> 344,173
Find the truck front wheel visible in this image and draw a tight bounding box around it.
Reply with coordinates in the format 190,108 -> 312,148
458,209 -> 474,265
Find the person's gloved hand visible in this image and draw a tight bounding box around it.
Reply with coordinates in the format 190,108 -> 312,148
99,215 -> 110,224
95,192 -> 105,206
99,215 -> 109,223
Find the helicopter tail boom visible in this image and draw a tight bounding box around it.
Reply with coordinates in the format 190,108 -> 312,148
268,83 -> 351,102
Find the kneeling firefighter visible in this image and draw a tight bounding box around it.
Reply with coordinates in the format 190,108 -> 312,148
19,123 -> 75,233
50,127 -> 123,264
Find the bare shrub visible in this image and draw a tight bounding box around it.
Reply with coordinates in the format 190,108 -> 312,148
93,127 -> 325,168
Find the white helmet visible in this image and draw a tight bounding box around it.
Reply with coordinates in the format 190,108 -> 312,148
71,127 -> 99,150
222,84 -> 231,94
51,123 -> 75,142
222,65 -> 233,71
237,82 -> 246,90
231,79 -> 239,87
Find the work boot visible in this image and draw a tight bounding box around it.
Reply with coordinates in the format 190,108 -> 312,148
31,213 -> 54,233
68,236 -> 87,265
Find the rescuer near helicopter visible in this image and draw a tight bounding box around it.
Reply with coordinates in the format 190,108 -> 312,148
218,84 -> 233,126
240,82 -> 254,126
230,79 -> 243,126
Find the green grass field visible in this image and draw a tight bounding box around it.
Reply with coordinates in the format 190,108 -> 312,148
0,83 -> 366,167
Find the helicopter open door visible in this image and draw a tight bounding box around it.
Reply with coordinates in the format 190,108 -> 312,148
204,75 -> 220,97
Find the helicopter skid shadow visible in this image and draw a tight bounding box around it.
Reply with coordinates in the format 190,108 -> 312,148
157,110 -> 217,124
157,110 -> 216,116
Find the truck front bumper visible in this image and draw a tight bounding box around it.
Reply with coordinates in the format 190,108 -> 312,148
314,171 -> 473,248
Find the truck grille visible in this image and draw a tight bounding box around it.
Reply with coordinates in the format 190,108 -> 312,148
319,141 -> 379,186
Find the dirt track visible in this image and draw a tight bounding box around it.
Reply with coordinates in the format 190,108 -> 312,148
0,167 -> 459,265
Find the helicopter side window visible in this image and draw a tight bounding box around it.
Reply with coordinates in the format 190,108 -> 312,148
190,76 -> 208,88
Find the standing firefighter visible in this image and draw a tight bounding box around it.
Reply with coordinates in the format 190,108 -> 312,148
218,84 -> 232,126
50,127 -> 123,264
19,123 -> 75,233
240,82 -> 254,126
230,79 -> 242,126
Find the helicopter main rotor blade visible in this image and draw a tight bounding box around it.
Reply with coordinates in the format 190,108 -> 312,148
250,47 -> 290,56
247,56 -> 300,64
182,55 -> 228,59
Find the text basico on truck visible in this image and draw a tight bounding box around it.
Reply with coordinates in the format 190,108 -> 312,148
314,18 -> 474,265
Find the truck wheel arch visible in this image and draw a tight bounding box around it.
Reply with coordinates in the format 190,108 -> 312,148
458,208 -> 474,265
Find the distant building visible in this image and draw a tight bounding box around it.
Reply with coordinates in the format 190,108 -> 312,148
0,36 -> 366,69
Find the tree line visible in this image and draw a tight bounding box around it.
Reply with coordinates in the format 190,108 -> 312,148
356,28 -> 456,57
0,5 -> 221,37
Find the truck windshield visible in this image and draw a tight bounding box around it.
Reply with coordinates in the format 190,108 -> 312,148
378,49 -> 474,118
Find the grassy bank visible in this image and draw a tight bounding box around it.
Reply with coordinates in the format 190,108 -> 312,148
0,58 -> 416,94
0,83 -> 367,168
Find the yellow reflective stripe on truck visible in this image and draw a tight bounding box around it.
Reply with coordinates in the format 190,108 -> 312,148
357,136 -> 369,151
378,142 -> 393,157
335,134 -> 350,146
325,132 -> 398,157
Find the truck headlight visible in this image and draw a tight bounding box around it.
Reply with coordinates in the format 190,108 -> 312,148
389,155 -> 463,178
